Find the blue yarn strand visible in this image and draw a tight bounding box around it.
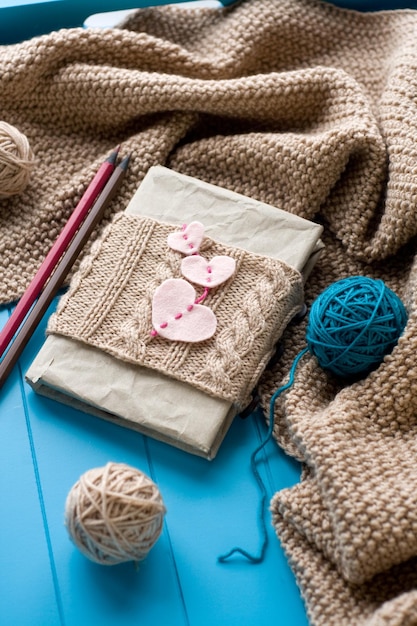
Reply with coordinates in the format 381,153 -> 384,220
218,347 -> 308,564
218,275 -> 407,565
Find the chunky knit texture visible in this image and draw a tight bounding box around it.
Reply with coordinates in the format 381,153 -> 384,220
2,0 -> 417,623
48,213 -> 303,408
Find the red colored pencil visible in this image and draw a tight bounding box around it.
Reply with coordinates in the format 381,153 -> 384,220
0,146 -> 120,358
0,154 -> 130,389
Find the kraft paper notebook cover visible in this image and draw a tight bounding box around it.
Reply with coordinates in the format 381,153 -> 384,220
26,166 -> 323,459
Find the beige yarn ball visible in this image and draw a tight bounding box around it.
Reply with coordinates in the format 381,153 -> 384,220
0,121 -> 35,198
65,462 -> 166,565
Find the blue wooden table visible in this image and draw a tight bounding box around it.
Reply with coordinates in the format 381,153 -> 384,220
2,1 -> 417,624
0,300 -> 307,626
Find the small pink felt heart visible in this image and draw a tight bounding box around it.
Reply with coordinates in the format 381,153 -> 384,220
152,278 -> 217,342
181,255 -> 236,288
167,221 -> 205,255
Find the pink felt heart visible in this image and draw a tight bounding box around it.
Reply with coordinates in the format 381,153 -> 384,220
181,255 -> 236,288
152,278 -> 217,342
167,221 -> 205,255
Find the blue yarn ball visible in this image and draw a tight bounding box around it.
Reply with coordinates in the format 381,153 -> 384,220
305,276 -> 407,378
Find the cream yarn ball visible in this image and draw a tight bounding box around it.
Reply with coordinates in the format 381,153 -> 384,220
0,121 -> 35,198
65,462 -> 166,565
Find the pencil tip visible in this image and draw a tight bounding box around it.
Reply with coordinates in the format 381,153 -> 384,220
119,153 -> 131,171
107,145 -> 121,165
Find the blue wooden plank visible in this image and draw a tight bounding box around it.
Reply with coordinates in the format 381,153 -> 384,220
1,295 -> 308,626
0,298 -> 187,626
147,411 -> 308,626
0,307 -> 61,626
22,394 -> 189,626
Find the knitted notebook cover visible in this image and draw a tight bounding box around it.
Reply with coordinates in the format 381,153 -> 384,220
26,166 -> 323,459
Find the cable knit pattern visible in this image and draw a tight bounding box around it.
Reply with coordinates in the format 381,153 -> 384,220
2,0 -> 417,622
47,214 -> 303,408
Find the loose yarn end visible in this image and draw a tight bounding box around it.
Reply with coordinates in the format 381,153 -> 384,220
219,276 -> 407,565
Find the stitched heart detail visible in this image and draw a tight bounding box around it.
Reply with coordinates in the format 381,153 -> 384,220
151,278 -> 217,342
181,255 -> 236,288
167,221 -> 205,255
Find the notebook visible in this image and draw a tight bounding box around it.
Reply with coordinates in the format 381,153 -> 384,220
26,166 -> 323,459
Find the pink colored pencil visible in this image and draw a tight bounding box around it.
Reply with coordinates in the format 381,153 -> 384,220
0,146 -> 120,357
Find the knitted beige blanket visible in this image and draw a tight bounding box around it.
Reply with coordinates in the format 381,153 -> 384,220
1,0 -> 417,623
